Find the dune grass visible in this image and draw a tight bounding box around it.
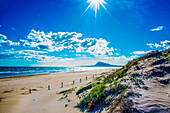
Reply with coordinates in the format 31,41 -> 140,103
110,88 -> 127,110
57,87 -> 77,94
76,82 -> 100,95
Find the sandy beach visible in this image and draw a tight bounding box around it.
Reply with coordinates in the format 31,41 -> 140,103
0,68 -> 116,113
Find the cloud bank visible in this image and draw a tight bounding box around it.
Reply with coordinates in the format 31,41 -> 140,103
131,40 -> 170,56
131,50 -> 152,55
0,50 -> 74,62
102,55 -> 139,61
20,29 -> 115,56
147,40 -> 170,49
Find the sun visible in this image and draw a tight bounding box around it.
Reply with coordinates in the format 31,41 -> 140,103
85,0 -> 107,16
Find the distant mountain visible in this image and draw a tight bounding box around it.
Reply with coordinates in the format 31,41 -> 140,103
81,61 -> 122,67
94,61 -> 112,66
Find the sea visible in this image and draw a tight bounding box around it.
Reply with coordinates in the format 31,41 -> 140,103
0,66 -> 116,78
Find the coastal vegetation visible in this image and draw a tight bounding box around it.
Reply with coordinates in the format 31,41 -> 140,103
57,87 -> 77,95
76,82 -> 100,95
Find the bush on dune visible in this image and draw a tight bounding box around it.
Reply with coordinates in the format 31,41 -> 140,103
77,84 -> 106,108
76,82 -> 100,95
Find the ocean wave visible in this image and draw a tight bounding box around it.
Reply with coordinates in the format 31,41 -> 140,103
0,66 -> 115,78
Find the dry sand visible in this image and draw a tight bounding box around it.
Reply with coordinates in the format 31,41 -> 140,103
0,68 -> 115,113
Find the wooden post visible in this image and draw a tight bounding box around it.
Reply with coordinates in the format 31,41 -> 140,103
29,89 -> 31,94
73,80 -> 75,85
48,85 -> 50,90
86,76 -> 87,80
61,82 -> 63,88
80,78 -> 81,83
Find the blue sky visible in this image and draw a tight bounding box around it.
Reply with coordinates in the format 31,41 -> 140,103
0,0 -> 170,66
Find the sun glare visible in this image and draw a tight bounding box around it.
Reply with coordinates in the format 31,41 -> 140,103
85,0 -> 107,16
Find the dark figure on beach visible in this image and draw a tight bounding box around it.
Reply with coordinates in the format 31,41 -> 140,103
86,76 -> 87,80
80,78 -> 82,83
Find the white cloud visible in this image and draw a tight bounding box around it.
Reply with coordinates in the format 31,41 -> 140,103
0,50 -> 46,56
147,40 -> 170,49
101,55 -> 139,61
76,54 -> 81,56
130,40 -> 169,60
120,55 -> 139,61
86,38 -> 112,56
60,58 -> 75,62
115,53 -> 119,55
0,34 -> 7,40
7,40 -> 20,46
21,29 -> 115,57
0,34 -> 20,46
161,40 -> 170,49
131,50 -> 152,55
21,50 -> 48,54
150,26 -> 164,31
114,48 -> 118,51
154,43 -> 161,48
20,39 -> 30,47
5,48 -> 15,51
146,43 -> 154,48
0,49 -> 74,62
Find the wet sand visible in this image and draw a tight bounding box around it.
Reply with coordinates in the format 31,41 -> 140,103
0,68 -> 115,113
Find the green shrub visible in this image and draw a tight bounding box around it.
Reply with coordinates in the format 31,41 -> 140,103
96,77 -> 102,81
134,83 -> 141,88
77,83 -> 106,107
89,83 -> 106,101
65,104 -> 68,107
114,81 -> 119,85
130,76 -> 136,80
119,78 -> 125,82
57,87 -> 77,94
104,61 -> 133,83
76,82 -> 101,95
163,52 -> 170,58
138,79 -> 144,85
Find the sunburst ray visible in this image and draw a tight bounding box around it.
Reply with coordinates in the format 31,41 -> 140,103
85,0 -> 107,16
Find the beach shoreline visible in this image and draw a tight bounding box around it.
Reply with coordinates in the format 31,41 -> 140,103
0,67 -> 117,79
0,68 -> 118,113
